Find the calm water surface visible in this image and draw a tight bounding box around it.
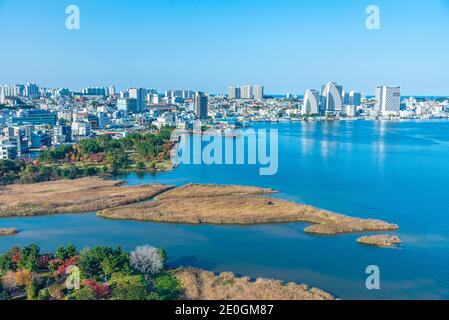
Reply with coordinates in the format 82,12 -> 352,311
1,120 -> 449,299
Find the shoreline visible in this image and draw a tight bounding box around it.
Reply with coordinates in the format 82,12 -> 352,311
97,183 -> 399,239
357,235 -> 402,248
0,243 -> 335,301
175,267 -> 335,300
0,177 -> 175,218
0,178 -> 399,243
0,228 -> 18,236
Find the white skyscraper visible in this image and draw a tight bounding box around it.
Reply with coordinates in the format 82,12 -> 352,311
109,85 -> 116,97
302,89 -> 320,115
228,87 -> 241,100
253,85 -> 264,100
320,81 -> 343,114
234,85 -> 263,100
240,85 -> 253,99
375,85 -> 401,115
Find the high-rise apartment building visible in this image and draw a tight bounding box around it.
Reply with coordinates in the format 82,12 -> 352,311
253,85 -> 264,100
230,85 -> 264,100
128,88 -> 146,113
117,98 -> 138,113
349,90 -> 362,106
375,85 -> 401,115
194,92 -> 208,120
240,85 -> 253,99
228,87 -> 241,100
109,85 -> 116,97
25,83 -> 39,97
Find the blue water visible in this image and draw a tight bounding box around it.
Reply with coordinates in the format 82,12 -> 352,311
1,120 -> 449,299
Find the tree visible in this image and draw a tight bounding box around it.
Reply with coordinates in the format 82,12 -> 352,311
0,282 -> 9,300
26,279 -> 39,300
38,145 -> 74,163
101,247 -> 130,276
108,152 -> 130,171
130,245 -> 164,279
79,139 -> 102,156
0,251 -> 16,275
37,288 -> 51,301
18,244 -> 40,272
77,248 -> 105,280
69,286 -> 96,301
1,271 -> 18,293
110,274 -> 150,300
78,246 -> 130,280
15,270 -> 35,287
83,279 -> 111,299
56,164 -> 79,180
135,161 -> 145,170
153,273 -> 182,300
158,126 -> 174,141
55,244 -> 78,261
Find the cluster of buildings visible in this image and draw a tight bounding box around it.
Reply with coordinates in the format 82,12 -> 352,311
228,85 -> 264,100
0,80 -> 448,160
302,82 -> 401,117
0,83 -> 214,160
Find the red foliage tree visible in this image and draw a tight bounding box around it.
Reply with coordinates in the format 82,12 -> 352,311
83,279 -> 111,299
56,256 -> 79,276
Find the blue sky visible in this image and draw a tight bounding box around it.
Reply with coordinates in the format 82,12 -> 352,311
1,0 -> 449,95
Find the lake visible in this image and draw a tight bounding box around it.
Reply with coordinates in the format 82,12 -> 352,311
1,120 -> 449,299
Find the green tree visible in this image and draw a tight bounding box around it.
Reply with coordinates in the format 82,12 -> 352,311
79,139 -> 102,156
135,161 -> 145,170
55,244 -> 78,261
78,246 -> 130,280
110,275 -> 150,300
56,164 -> 79,180
0,283 -> 10,300
108,152 -> 130,171
69,286 -> 97,300
153,273 -> 182,300
18,244 -> 40,272
0,251 -> 16,275
26,279 -> 39,300
37,288 -> 51,300
101,247 -> 130,276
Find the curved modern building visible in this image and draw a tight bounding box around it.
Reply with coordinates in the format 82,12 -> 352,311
320,81 -> 343,114
302,89 -> 320,115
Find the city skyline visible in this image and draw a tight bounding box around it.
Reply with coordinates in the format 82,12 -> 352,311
1,0 -> 449,95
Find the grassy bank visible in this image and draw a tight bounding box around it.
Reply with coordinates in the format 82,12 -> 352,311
98,184 -> 399,237
0,177 -> 174,217
0,178 -> 399,242
175,268 -> 334,300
